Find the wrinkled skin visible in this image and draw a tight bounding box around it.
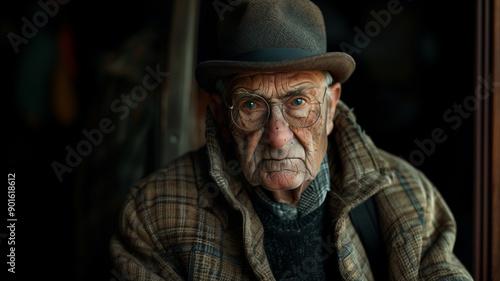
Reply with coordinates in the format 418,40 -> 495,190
210,71 -> 341,205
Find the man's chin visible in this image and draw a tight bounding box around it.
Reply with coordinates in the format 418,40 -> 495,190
258,173 -> 308,206
258,170 -> 304,190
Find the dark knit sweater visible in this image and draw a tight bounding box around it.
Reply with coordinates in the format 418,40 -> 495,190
251,194 -> 332,281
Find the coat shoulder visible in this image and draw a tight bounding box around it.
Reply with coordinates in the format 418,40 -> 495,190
118,147 -> 226,240
128,147 -> 211,205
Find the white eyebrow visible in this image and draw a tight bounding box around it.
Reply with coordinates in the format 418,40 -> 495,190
231,85 -> 320,99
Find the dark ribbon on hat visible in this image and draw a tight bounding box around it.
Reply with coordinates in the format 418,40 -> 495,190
233,48 -> 316,62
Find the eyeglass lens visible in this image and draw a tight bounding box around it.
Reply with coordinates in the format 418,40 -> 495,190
230,92 -> 322,131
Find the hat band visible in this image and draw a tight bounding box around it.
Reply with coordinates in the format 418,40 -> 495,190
232,48 -> 316,62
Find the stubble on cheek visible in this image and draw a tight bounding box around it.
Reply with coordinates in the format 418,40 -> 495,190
231,129 -> 261,186
292,130 -> 319,180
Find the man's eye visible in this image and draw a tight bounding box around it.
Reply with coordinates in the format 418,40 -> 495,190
291,98 -> 304,106
244,101 -> 258,109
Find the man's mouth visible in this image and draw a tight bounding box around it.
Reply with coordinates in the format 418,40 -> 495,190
260,158 -> 299,172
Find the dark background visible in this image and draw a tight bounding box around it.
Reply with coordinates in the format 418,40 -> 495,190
3,0 -> 475,279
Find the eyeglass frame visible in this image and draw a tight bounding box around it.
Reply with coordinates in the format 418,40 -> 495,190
224,85 -> 329,131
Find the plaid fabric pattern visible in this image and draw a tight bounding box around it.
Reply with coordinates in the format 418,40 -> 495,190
250,155 -> 330,220
110,100 -> 473,280
298,154 -> 330,216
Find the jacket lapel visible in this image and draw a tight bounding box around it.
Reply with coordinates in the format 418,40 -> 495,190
205,108 -> 275,280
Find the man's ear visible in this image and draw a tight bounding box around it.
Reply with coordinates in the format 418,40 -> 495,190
326,82 -> 341,135
209,93 -> 232,143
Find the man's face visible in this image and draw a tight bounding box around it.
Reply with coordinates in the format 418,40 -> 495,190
211,71 -> 341,205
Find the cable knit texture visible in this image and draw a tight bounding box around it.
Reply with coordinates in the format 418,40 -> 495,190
250,193 -> 329,281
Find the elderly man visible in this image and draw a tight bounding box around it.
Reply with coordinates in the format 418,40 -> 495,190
110,0 -> 472,280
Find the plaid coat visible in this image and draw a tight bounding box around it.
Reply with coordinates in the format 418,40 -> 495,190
110,101 -> 472,280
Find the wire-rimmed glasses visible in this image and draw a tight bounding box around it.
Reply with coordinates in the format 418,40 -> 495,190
226,86 -> 327,131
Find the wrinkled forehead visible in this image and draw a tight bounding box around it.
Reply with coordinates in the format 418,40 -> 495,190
225,70 -> 325,95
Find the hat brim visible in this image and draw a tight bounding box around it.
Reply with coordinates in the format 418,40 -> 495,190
195,52 -> 355,94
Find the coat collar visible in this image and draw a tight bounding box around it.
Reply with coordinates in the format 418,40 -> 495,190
326,100 -> 393,217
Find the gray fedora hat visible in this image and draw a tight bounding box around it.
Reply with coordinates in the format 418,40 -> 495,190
195,0 -> 356,94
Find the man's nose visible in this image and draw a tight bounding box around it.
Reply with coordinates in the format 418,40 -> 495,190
262,105 -> 294,148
